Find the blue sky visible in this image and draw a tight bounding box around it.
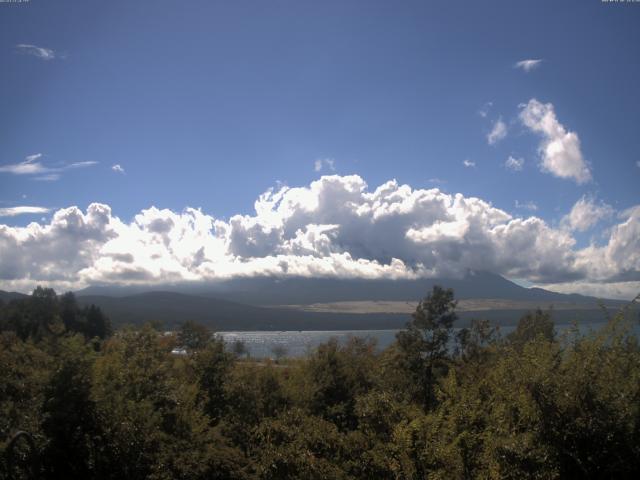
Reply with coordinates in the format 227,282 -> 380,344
1,0 -> 639,297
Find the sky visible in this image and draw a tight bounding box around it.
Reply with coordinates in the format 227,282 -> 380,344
0,0 -> 639,299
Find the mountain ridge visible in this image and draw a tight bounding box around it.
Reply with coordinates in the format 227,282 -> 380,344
2,272 -> 632,331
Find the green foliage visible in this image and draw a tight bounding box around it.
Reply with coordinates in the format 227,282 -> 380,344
0,333 -> 50,448
0,288 -> 111,341
223,362 -> 290,453
91,326 -> 246,479
190,337 -> 234,424
395,285 -> 457,409
178,320 -> 212,351
40,335 -> 97,477
1,286 -> 639,479
507,307 -> 555,348
253,408 -> 349,480
305,337 -> 377,430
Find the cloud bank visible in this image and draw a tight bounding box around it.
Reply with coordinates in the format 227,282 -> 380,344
0,175 -> 638,298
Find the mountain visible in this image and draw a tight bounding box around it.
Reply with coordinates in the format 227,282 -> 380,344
4,272 -> 633,331
74,291 -> 410,331
76,271 -> 611,305
192,272 -> 598,305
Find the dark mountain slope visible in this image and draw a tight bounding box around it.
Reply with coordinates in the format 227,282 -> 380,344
76,271 -> 620,306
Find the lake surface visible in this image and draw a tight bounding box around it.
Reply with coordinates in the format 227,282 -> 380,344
217,321 -> 640,358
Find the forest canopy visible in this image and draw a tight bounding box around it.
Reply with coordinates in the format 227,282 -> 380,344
1,286 -> 639,479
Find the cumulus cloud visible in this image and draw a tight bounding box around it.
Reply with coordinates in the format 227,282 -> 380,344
463,159 -> 476,168
487,118 -> 507,145
15,44 -> 57,61
314,158 -> 335,172
505,155 -> 524,171
562,195 -> 614,232
0,154 -> 97,181
569,206 -> 640,282
520,99 -> 591,184
0,175 -> 638,297
514,59 -> 542,72
0,206 -> 50,217
112,164 -> 125,174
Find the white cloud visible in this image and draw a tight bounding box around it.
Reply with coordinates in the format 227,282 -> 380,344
0,206 -> 50,217
0,154 -> 97,181
537,280 -> 640,301
515,200 -> 538,211
25,153 -> 43,163
314,158 -> 335,172
505,155 -> 524,171
0,175 -> 638,297
514,59 -> 543,72
0,156 -> 49,175
487,118 -> 507,145
112,164 -> 125,174
15,44 -> 57,61
68,161 -> 98,168
463,159 -> 476,168
478,101 -> 493,118
561,195 -> 614,232
34,174 -> 61,182
519,99 -> 591,184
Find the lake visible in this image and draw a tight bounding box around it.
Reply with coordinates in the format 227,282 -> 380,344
217,321 -> 640,358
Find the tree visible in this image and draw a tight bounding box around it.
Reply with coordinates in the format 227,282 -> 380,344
231,339 -> 248,358
178,320 -> 212,351
91,326 -> 246,479
395,285 -> 457,410
507,308 -> 554,348
306,337 -> 377,430
454,318 -> 498,363
191,338 -> 234,424
84,304 -> 112,340
40,336 -> 98,478
253,408 -> 348,480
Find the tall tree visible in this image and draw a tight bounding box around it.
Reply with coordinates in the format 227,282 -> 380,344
395,285 -> 457,410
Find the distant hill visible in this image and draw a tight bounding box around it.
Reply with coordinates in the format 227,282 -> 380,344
76,271 -> 618,305
0,290 -> 28,303
74,291 -> 410,331
73,291 -> 632,332
194,272 -> 609,306
3,272 -> 634,331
